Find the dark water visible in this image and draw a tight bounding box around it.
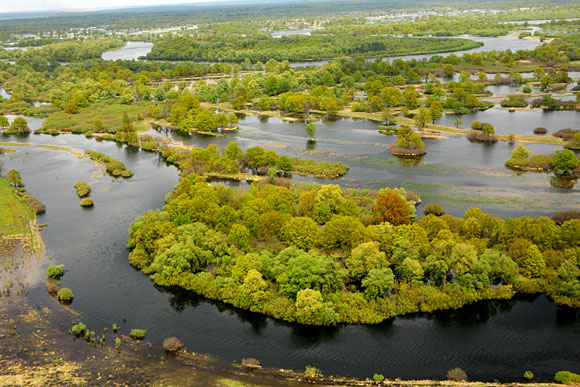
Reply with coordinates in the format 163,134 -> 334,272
1,110 -> 579,382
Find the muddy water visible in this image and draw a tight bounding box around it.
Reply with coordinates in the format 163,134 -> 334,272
1,111 -> 579,383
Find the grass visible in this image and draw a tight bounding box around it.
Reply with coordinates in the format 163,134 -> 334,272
42,102 -> 152,134
0,178 -> 35,235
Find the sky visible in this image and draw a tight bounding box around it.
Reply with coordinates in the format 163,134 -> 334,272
1,0 -> 226,13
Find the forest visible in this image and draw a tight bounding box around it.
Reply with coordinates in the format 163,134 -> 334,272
127,172 -> 580,325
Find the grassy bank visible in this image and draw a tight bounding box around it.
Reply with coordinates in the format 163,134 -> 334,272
0,178 -> 35,235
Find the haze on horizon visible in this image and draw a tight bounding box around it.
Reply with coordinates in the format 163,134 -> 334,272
1,0 -> 236,13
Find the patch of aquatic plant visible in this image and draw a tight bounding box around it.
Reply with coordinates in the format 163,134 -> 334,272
80,198 -> 94,207
74,182 -> 91,197
130,329 -> 147,340
47,264 -> 65,279
57,288 -> 74,303
84,150 -> 134,178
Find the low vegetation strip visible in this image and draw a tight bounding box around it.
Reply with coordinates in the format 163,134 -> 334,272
84,150 -> 134,178
0,178 -> 35,235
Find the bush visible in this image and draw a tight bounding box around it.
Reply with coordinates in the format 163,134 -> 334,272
162,337 -> 184,353
447,367 -> 468,381
74,181 -> 91,197
424,203 -> 445,216
241,358 -> 261,371
57,288 -> 74,302
533,127 -> 547,135
130,329 -> 147,340
80,198 -> 94,207
71,322 -> 86,337
554,371 -> 580,384
115,337 -> 121,349
47,264 -> 65,279
524,371 -> 534,381
305,365 -> 321,378
373,374 -> 385,382
553,128 -> 578,141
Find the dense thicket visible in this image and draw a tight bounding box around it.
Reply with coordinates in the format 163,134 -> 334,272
128,172 -> 580,325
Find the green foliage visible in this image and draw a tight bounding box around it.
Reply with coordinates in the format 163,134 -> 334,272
47,264 -> 65,279
373,374 -> 385,382
74,182 -> 91,198
71,322 -> 86,337
524,371 -> 534,381
6,169 -> 22,188
554,371 -> 580,384
57,288 -> 74,302
552,149 -> 579,174
80,198 -> 94,207
305,123 -> 316,139
130,329 -> 147,340
128,170 -> 580,325
424,203 -> 445,216
521,245 -> 546,278
84,150 -> 133,178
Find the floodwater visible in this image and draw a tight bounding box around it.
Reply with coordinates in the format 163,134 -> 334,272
1,128 -> 579,383
102,42 -> 154,61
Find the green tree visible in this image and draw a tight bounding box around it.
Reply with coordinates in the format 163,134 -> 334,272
361,268 -> 395,298
10,117 -> 28,131
305,123 -> 316,140
280,217 -> 319,250
228,224 -> 251,250
345,241 -> 388,281
295,289 -> 338,325
224,142 -> 243,160
552,149 -> 579,174
520,245 -> 546,278
194,110 -> 217,132
453,119 -> 464,128
6,169 -> 22,187
399,257 -> 424,283
0,115 -> 9,128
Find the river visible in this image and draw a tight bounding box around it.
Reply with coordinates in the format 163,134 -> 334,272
1,128 -> 579,382
101,35 -> 543,66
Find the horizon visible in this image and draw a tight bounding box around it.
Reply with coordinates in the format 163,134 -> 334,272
0,0 -> 240,14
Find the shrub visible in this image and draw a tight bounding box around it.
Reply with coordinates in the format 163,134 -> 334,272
57,288 -> 74,302
71,322 -> 86,337
241,358 -> 261,371
553,128 -> 578,141
554,371 -> 580,384
524,371 -> 534,381
373,374 -> 385,382
533,127 -> 547,135
447,367 -> 468,381
74,181 -> 91,197
130,329 -> 147,340
115,337 -> 121,349
80,198 -> 94,207
305,365 -> 321,378
162,337 -> 184,353
424,203 -> 445,216
47,264 -> 65,279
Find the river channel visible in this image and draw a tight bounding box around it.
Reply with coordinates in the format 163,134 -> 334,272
1,107 -> 579,382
